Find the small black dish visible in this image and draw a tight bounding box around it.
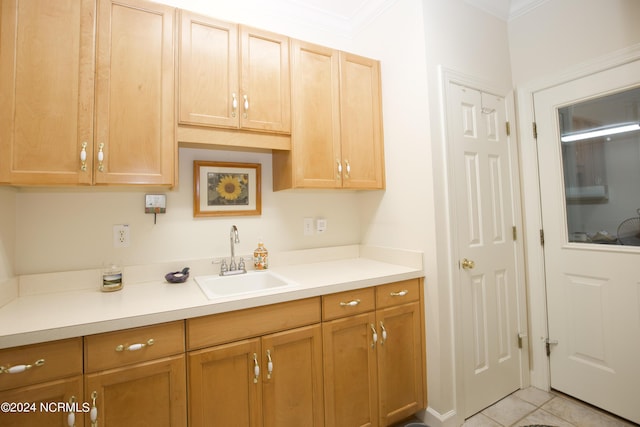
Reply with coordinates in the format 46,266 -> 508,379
165,267 -> 190,283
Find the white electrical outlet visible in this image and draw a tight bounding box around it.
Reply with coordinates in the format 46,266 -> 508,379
113,224 -> 130,248
316,218 -> 327,233
303,217 -> 314,236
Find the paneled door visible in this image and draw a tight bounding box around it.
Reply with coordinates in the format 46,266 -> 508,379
534,60 -> 640,424
448,83 -> 522,417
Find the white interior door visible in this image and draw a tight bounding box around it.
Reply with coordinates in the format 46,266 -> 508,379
448,83 -> 522,417
534,60 -> 640,424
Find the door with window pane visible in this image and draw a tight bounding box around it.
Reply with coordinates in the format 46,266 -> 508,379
534,60 -> 640,424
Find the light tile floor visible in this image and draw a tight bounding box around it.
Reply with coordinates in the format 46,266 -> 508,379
394,387 -> 639,427
462,387 -> 639,427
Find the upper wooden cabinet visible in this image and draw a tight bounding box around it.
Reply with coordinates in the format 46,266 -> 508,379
94,0 -> 176,185
0,0 -> 176,186
273,40 -> 385,190
178,11 -> 291,134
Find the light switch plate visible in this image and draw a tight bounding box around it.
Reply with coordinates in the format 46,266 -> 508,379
145,194 -> 166,214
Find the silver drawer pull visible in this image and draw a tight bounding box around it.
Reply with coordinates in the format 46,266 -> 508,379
115,339 -> 155,352
0,358 -> 45,374
339,299 -> 361,307
389,289 -> 409,297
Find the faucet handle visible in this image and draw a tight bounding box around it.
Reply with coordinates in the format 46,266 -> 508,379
238,257 -> 246,272
219,259 -> 228,275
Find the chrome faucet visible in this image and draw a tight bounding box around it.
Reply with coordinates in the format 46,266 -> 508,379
229,225 -> 239,270
219,225 -> 246,276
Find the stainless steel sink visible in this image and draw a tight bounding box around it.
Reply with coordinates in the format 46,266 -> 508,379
195,271 -> 291,299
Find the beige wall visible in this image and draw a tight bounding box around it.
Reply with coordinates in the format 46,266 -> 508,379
0,187 -> 16,281
509,0 -> 640,85
14,148 -> 362,274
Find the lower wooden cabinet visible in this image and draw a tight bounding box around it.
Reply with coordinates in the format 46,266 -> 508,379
0,279 -> 425,427
0,338 -> 84,427
84,355 -> 186,426
323,279 -> 427,427
0,375 -> 84,427
323,311 -> 379,427
188,324 -> 324,427
83,321 -> 187,426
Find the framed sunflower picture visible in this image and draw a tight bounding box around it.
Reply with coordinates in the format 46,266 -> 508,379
193,161 -> 262,217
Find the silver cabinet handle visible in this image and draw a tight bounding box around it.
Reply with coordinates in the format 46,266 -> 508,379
80,142 -> 88,172
344,159 -> 351,178
97,143 -> 104,172
115,338 -> 154,352
266,350 -> 273,379
232,93 -> 238,117
90,391 -> 98,427
253,353 -> 260,384
390,290 -> 409,297
243,94 -> 249,118
370,324 -> 378,348
379,321 -> 387,345
339,299 -> 360,307
0,358 -> 45,374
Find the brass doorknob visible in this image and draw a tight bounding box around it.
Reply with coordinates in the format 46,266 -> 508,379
461,258 -> 475,270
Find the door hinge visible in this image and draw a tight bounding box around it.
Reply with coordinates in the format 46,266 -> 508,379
545,338 -> 558,356
540,229 -> 545,245
517,333 -> 527,349
532,122 -> 538,139
506,121 -> 511,136
512,226 -> 517,241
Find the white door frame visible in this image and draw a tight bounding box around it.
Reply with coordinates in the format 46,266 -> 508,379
438,66 -> 529,424
515,43 -> 640,391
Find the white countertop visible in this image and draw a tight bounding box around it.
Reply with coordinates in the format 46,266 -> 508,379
0,245 -> 424,349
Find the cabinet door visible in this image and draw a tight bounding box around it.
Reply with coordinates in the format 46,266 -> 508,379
262,324 -> 324,427
178,12 -> 239,128
339,52 -> 385,189
84,354 -> 186,426
95,0 -> 175,185
0,0 -> 95,185
239,26 -> 291,133
0,376 -> 84,427
377,302 -> 425,426
188,339 -> 262,427
323,311 -> 378,427
288,39 -> 342,188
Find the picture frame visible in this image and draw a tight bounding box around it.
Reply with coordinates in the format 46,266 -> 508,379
193,161 -> 262,217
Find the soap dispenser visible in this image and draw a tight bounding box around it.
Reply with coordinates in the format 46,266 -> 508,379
253,240 -> 269,270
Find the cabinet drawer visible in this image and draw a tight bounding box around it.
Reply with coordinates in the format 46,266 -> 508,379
187,297 -> 321,350
376,279 -> 421,309
0,338 -> 82,392
322,287 -> 375,321
84,321 -> 185,373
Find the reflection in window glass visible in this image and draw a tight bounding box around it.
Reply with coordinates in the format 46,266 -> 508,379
559,86 -> 640,245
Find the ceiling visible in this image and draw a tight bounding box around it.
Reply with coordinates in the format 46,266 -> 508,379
288,0 -> 549,33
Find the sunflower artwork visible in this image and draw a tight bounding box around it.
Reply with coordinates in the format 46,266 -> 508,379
208,173 -> 250,206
